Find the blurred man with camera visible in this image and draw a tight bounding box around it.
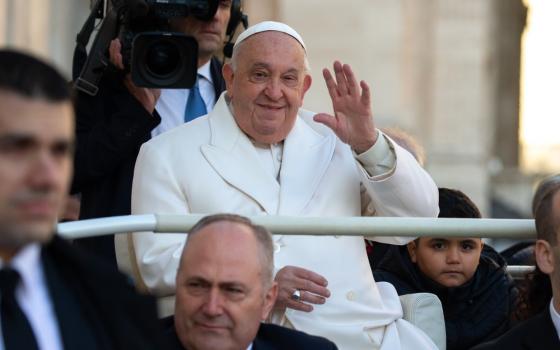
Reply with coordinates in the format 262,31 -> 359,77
71,0 -> 241,267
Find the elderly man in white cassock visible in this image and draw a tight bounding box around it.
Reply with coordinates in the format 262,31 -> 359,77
131,21 -> 439,350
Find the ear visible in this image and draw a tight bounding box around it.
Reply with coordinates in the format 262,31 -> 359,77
261,281 -> 279,321
407,241 -> 418,263
302,74 -> 312,96
535,239 -> 555,275
222,63 -> 235,98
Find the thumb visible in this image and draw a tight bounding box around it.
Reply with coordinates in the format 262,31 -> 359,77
313,113 -> 337,131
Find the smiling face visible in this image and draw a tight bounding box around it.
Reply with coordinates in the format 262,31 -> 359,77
0,90 -> 74,259
408,237 -> 484,287
174,221 -> 277,350
222,31 -> 311,144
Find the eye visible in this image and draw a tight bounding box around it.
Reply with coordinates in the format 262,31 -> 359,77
431,242 -> 445,250
51,141 -> 74,159
0,137 -> 35,158
461,242 -> 475,251
282,74 -> 299,87
250,70 -> 269,83
185,281 -> 209,295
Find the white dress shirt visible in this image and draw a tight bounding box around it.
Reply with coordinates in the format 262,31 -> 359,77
549,299 -> 560,340
152,61 -> 216,138
0,244 -> 63,350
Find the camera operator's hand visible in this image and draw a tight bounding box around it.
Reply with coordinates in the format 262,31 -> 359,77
109,39 -> 161,114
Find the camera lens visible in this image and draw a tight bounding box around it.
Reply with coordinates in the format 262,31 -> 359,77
144,41 -> 180,77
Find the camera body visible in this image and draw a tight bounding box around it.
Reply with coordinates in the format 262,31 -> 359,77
116,0 -> 218,88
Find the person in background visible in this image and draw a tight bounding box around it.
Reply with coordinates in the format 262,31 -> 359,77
473,174 -> 560,349
71,0 -> 239,267
374,188 -> 517,350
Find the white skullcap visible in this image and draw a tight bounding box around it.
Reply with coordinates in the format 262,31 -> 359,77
233,21 -> 307,52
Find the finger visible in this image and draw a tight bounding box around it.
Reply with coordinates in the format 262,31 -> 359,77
343,64 -> 359,96
300,280 -> 331,298
286,299 -> 313,312
300,290 -> 327,305
333,61 -> 349,96
294,266 -> 329,287
109,39 -> 124,70
360,80 -> 371,106
322,68 -> 340,100
313,113 -> 337,131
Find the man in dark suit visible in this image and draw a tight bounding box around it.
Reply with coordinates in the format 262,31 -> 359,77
163,214 -> 337,350
0,49 -> 163,349
71,0 -> 235,267
472,174 -> 560,350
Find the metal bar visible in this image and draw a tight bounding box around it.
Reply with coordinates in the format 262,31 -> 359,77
57,214 -> 536,239
57,214 -> 157,239
507,265 -> 535,279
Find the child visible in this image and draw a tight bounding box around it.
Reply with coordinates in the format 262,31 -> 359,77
373,188 -> 517,350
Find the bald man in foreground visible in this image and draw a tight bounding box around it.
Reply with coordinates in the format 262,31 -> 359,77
165,214 -> 337,349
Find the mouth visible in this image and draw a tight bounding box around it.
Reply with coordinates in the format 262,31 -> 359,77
442,271 -> 463,275
195,323 -> 229,332
17,200 -> 57,218
257,103 -> 285,111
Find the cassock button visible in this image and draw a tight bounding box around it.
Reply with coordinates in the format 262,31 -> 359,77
346,291 -> 356,301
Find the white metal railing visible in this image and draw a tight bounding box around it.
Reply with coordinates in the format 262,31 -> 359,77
57,214 -> 536,239
57,214 -> 536,279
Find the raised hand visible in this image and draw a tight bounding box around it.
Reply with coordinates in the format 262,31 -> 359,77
314,61 -> 378,153
108,39 -> 161,114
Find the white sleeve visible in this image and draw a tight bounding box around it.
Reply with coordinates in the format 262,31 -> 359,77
358,135 -> 439,245
131,141 -> 188,296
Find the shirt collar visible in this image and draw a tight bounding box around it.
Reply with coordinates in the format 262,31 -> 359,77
549,299 -> 560,340
1,243 -> 42,294
198,60 -> 212,84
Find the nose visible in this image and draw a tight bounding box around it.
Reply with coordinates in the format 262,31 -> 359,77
202,289 -> 224,317
28,151 -> 65,190
264,78 -> 283,100
446,247 -> 461,264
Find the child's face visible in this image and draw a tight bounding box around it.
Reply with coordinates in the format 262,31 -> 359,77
407,237 -> 484,287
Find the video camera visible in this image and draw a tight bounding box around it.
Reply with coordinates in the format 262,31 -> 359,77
74,0 -> 220,96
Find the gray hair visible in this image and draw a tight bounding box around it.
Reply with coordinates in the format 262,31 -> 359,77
183,214 -> 275,287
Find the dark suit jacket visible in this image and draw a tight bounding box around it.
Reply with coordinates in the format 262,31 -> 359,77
471,309 -> 560,350
41,235 -> 165,349
71,57 -> 225,267
162,316 -> 338,350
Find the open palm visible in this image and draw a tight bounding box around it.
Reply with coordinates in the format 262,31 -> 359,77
314,61 -> 377,153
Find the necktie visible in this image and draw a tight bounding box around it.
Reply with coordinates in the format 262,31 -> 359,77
0,268 -> 39,350
184,74 -> 208,122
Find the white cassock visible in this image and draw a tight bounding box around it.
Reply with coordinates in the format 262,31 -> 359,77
131,93 -> 439,350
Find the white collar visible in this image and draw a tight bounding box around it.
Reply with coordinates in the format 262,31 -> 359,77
198,60 -> 212,83
549,299 -> 560,340
0,243 -> 42,296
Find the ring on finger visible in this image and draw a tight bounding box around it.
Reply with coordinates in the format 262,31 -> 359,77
291,289 -> 302,301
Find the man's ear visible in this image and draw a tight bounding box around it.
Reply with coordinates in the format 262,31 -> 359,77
535,239 -> 555,274
303,74 -> 312,94
222,63 -> 234,97
407,241 -> 418,263
261,281 -> 279,321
